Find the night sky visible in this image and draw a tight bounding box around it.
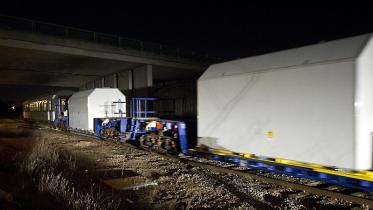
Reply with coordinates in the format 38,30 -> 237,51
1,1 -> 372,59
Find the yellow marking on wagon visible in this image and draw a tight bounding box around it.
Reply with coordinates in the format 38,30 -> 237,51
188,147 -> 373,182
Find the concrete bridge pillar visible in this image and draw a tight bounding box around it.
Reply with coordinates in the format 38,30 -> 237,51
104,74 -> 116,88
94,79 -> 102,88
79,64 -> 153,97
117,64 -> 153,97
133,64 -> 153,96
118,70 -> 132,91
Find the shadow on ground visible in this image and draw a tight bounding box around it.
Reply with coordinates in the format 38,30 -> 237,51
0,118 -> 66,210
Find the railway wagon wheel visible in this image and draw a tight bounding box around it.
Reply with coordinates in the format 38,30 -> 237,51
160,136 -> 178,153
109,128 -> 119,139
139,135 -> 146,146
100,129 -> 107,139
100,128 -> 120,139
140,134 -> 157,147
57,121 -> 67,131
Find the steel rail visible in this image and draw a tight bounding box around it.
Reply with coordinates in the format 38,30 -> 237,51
48,128 -> 373,207
176,155 -> 373,207
138,146 -> 373,207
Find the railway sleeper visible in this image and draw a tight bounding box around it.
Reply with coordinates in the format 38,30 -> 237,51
184,149 -> 373,192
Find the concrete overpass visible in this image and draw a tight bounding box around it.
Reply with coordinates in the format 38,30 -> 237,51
0,15 -> 217,94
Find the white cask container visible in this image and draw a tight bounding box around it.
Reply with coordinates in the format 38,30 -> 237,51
68,88 -> 126,131
198,34 -> 373,170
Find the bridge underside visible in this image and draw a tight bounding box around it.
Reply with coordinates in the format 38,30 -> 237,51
0,27 -> 206,88
0,45 -> 202,87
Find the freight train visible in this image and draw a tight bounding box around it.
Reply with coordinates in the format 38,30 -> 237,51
22,34 -> 373,191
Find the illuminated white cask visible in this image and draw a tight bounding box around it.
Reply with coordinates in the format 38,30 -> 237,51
198,34 -> 373,170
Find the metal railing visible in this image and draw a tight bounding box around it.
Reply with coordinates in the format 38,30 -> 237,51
0,14 -> 221,64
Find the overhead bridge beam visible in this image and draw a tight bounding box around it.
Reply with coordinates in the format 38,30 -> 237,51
0,29 -> 206,71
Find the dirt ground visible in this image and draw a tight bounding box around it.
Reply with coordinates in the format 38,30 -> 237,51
0,118 -> 370,209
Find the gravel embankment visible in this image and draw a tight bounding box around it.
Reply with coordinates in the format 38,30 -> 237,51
35,127 -> 366,210
0,119 -> 368,209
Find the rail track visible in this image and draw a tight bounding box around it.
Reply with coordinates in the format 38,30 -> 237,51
137,145 -> 373,207
178,155 -> 373,207
58,127 -> 373,207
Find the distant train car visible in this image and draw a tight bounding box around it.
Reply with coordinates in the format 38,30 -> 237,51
22,90 -> 74,122
198,34 -> 373,170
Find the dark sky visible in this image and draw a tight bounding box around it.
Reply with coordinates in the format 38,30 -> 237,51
1,1 -> 373,59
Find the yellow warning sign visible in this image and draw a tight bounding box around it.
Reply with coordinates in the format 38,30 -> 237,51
266,131 -> 273,140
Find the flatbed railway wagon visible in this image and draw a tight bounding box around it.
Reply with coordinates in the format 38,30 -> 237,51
67,89 -> 189,153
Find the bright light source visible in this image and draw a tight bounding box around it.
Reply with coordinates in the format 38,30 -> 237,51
11,106 -> 15,110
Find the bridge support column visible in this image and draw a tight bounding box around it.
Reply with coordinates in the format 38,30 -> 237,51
117,64 -> 153,97
114,73 -> 118,88
101,77 -> 105,87
104,74 -> 117,88
118,70 -> 132,91
133,64 -> 153,96
94,79 -> 102,88
80,81 -> 94,90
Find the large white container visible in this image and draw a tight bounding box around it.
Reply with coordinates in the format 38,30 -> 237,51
198,34 -> 373,170
68,88 -> 126,131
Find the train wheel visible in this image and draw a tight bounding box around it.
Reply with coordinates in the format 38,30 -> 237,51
139,135 -> 145,145
145,135 -> 154,147
159,137 -> 178,153
100,129 -> 109,139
